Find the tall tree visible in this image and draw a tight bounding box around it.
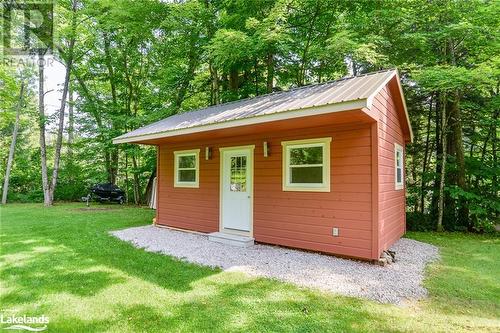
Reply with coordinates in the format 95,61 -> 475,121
38,0 -> 79,205
1,81 -> 25,204
38,51 -> 51,206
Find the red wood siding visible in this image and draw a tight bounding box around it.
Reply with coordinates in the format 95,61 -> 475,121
372,86 -> 406,254
157,119 -> 374,259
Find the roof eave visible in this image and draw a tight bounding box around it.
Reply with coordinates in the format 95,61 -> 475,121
394,71 -> 414,143
112,99 -> 368,144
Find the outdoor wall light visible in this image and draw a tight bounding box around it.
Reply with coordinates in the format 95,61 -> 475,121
205,147 -> 212,160
263,141 -> 270,157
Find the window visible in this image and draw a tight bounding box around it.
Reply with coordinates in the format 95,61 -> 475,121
174,149 -> 200,187
395,143 -> 404,190
230,155 -> 247,192
282,137 -> 331,192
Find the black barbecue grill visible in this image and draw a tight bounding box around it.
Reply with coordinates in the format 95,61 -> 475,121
89,183 -> 125,204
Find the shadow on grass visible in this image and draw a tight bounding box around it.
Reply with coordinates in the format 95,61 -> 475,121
159,278 -> 378,332
0,205 -> 217,303
42,278 -> 381,332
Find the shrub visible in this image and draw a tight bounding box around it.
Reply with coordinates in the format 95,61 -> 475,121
406,211 -> 435,231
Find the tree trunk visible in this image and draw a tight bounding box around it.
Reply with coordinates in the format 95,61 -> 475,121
229,68 -> 239,91
209,62 -> 219,105
449,90 -> 468,227
437,94 -> 448,232
298,2 -> 321,86
73,71 -> 113,181
2,81 -> 25,204
493,108 -> 498,220
430,92 -> 442,219
103,31 -> 118,106
318,61 -> 324,83
420,94 -> 433,213
125,152 -> 130,203
254,59 -> 259,96
49,1 -> 77,203
411,150 -> 418,213
352,61 -> 358,76
131,152 -> 140,205
204,0 -> 219,105
103,30 -> 119,183
38,53 -> 51,206
266,51 -> 274,93
49,65 -> 71,202
109,150 -> 118,184
67,83 -> 74,159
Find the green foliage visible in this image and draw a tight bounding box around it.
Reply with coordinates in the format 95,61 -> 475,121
407,211 -> 436,232
0,65 -> 17,112
207,29 -> 254,71
447,185 -> 499,233
0,0 -> 497,233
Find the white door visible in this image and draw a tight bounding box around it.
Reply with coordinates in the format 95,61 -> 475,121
220,146 -> 253,234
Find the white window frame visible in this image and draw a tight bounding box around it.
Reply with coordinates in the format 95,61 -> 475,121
394,143 -> 404,190
281,137 -> 331,192
174,149 -> 200,188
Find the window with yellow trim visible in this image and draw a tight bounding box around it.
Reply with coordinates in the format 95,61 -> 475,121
394,143 -> 404,190
174,149 -> 200,188
282,138 -> 331,192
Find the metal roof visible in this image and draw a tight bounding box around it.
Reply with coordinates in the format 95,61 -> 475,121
114,69 -> 406,143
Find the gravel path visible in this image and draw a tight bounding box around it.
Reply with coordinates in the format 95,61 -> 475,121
111,226 -> 439,304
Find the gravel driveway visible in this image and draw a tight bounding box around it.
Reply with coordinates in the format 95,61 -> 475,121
111,226 -> 439,304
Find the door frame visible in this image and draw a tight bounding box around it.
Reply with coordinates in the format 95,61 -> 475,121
219,145 -> 255,237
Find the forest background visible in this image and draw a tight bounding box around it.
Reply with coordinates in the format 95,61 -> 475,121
0,0 -> 498,232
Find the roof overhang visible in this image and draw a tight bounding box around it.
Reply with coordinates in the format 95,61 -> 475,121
395,72 -> 414,143
112,99 -> 368,144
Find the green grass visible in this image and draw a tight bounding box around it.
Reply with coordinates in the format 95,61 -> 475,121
0,203 -> 498,332
407,232 -> 500,319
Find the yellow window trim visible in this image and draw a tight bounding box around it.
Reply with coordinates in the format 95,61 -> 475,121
281,137 -> 331,192
394,143 -> 404,190
174,149 -> 200,188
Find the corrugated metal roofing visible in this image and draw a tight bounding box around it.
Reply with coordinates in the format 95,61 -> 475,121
114,69 -> 398,143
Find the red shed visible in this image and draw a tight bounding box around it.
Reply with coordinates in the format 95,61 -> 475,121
114,69 -> 413,261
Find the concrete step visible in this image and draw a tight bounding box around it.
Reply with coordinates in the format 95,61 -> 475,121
208,232 -> 255,247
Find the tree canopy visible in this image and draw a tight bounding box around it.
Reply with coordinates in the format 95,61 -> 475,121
0,0 -> 498,231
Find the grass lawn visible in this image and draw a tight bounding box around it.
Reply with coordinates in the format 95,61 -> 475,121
0,203 -> 498,332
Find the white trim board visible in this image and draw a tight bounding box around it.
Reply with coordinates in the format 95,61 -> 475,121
218,145 -> 255,237
113,100 -> 367,144
173,149 -> 200,188
281,137 -> 332,192
365,71 -> 413,142
394,143 -> 404,190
